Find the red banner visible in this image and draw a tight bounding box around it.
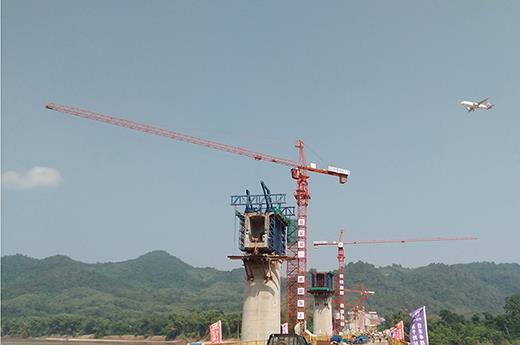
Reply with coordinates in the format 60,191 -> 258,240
395,320 -> 404,341
209,320 -> 222,344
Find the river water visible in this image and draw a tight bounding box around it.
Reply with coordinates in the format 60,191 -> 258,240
1,340 -> 173,345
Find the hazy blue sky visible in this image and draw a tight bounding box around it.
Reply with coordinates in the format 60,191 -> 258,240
2,0 -> 519,271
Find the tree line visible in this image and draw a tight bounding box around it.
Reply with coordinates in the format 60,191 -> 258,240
383,294 -> 520,345
1,311 -> 241,340
3,294 -> 520,344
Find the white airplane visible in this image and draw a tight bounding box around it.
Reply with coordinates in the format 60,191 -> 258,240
460,98 -> 494,112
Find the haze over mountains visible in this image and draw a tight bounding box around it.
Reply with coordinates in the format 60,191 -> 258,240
2,250 -> 519,321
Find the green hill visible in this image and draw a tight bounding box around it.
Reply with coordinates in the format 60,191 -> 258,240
2,251 -> 519,322
1,251 -> 244,319
343,261 -> 520,315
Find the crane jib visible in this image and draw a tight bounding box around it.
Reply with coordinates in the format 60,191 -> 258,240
45,103 -> 351,182
45,102 -> 351,330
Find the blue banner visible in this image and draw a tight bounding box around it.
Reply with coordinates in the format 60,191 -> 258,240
409,306 -> 429,345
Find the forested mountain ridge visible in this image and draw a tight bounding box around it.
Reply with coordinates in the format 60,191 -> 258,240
2,251 -> 519,321
345,261 -> 520,315
1,251 -> 244,318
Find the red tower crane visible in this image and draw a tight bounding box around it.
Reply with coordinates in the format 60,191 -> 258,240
313,232 -> 477,333
45,103 -> 351,331
344,285 -> 375,321
312,230 -> 347,335
345,285 -> 375,312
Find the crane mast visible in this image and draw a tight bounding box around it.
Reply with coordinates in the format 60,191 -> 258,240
45,103 -> 350,331
345,285 -> 375,312
311,230 -> 346,334
314,232 -> 477,334
344,285 -> 375,322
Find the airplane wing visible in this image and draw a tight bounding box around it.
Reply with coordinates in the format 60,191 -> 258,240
477,97 -> 489,105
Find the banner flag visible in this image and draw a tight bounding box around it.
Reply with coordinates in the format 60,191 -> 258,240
281,323 -> 289,334
209,320 -> 222,344
395,320 -> 404,341
409,306 -> 429,345
389,327 -> 396,339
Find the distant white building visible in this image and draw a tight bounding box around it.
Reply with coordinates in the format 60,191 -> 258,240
345,310 -> 384,334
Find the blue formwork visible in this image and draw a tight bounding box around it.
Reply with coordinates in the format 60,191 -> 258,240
327,271 -> 334,289
236,210 -> 287,255
268,212 -> 286,255
311,271 -> 335,289
236,210 -> 246,252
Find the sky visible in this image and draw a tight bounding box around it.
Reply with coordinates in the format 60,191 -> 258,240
2,0 -> 519,272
